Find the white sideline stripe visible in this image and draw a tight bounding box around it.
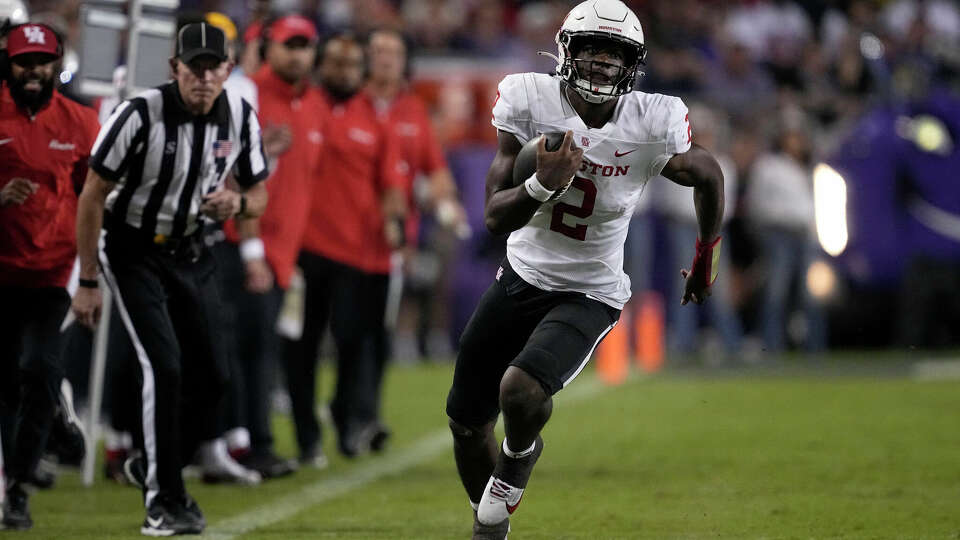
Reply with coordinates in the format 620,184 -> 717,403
206,374 -> 618,540
98,237 -> 162,508
912,359 -> 960,381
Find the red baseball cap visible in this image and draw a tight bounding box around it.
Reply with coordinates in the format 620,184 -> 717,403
268,15 -> 318,44
6,23 -> 61,59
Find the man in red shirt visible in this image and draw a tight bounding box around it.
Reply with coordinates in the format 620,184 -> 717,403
215,14 -> 326,476
361,27 -> 468,436
367,29 -> 465,239
0,23 -> 99,530
283,32 -> 406,458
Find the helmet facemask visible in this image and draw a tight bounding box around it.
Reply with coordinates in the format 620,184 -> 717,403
557,31 -> 646,104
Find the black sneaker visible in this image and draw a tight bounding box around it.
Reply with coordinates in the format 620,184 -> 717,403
180,494 -> 206,530
472,509 -> 509,540
140,494 -> 203,536
124,454 -> 147,490
2,482 -> 33,531
330,407 -> 367,458
236,451 -> 297,479
24,458 -> 57,490
298,444 -> 329,470
369,423 -> 392,453
48,379 -> 87,466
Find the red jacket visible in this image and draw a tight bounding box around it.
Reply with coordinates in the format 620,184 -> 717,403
373,90 -> 448,244
300,90 -> 406,274
224,67 -> 326,289
0,87 -> 99,288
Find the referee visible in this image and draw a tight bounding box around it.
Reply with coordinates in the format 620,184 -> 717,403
72,23 -> 268,537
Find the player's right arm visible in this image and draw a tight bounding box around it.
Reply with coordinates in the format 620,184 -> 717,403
73,169 -> 115,329
483,130 -> 582,235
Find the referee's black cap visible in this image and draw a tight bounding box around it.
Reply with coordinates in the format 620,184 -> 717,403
176,22 -> 227,63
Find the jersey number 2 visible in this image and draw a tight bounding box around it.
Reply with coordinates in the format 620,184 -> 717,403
549,177 -> 596,241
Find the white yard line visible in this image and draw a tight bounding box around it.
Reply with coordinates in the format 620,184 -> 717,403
205,374 -> 625,539
912,359 -> 960,381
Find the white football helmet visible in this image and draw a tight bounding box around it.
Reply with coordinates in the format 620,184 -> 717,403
552,0 -> 647,103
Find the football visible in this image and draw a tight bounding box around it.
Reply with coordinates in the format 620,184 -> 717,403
512,132 -> 567,186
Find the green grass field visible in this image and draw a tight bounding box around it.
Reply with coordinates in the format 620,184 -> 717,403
18,357 -> 960,539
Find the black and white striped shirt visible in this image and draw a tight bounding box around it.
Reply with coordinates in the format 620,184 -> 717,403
89,81 -> 268,238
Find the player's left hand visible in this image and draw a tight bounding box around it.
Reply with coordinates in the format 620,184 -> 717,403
680,267 -> 712,305
680,236 -> 722,305
201,189 -> 242,221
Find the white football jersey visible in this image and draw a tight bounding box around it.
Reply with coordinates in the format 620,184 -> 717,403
492,72 -> 691,309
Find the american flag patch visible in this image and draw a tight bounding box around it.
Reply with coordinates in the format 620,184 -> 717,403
213,140 -> 232,158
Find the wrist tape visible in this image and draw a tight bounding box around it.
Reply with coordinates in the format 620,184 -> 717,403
524,173 -> 555,203
240,238 -> 265,261
691,236 -> 722,287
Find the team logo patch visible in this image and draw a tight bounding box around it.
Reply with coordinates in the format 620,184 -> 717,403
23,25 -> 46,44
581,136 -> 590,147
213,140 -> 233,157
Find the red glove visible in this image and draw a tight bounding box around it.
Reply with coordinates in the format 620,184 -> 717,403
681,236 -> 722,305
690,236 -> 722,288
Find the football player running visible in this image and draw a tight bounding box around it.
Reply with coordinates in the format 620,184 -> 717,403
445,1 -> 725,538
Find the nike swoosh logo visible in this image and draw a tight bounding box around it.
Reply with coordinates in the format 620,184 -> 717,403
0,138 -> 13,145
146,516 -> 164,528
506,493 -> 524,514
614,148 -> 637,157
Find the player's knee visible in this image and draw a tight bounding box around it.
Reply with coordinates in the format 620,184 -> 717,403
499,366 -> 548,417
448,417 -> 491,442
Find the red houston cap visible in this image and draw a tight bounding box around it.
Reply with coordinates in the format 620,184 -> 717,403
6,23 -> 61,59
268,15 -> 318,44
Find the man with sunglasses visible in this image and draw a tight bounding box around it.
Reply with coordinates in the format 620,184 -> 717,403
0,21 -> 99,531
445,1 -> 726,537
